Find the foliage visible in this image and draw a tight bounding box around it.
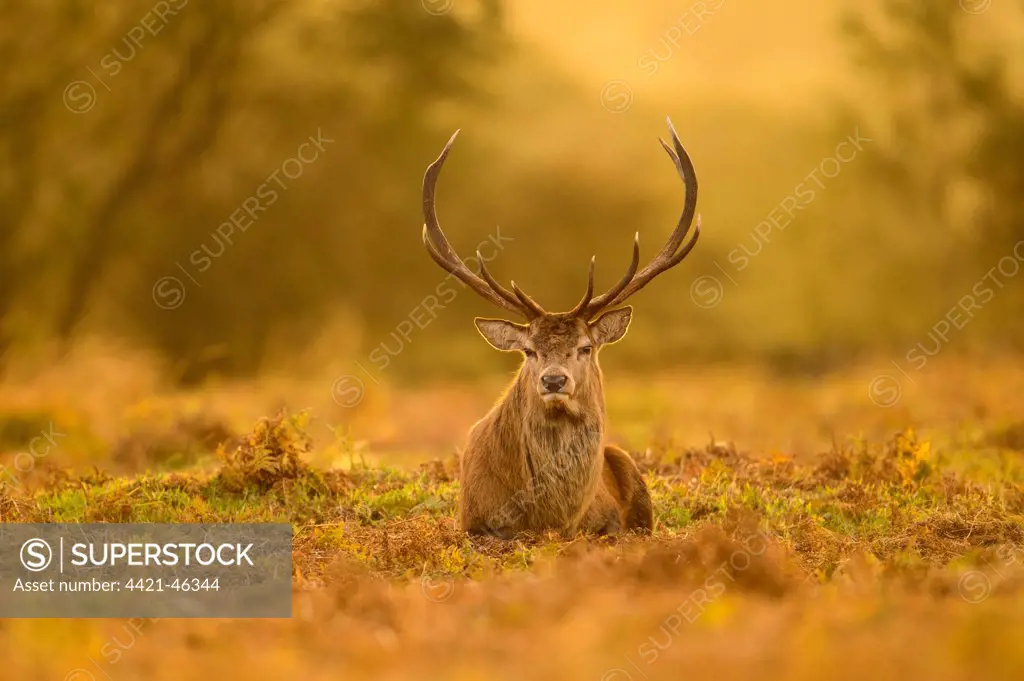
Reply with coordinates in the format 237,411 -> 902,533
0,0 -> 508,380
2,0 -> 1022,382
1,374 -> 1022,678
215,410 -> 312,491
842,0 -> 1024,336
2,412 -> 1020,584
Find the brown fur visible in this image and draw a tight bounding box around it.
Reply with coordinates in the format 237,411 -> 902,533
460,312 -> 653,538
421,119 -> 702,538
580,445 -> 655,534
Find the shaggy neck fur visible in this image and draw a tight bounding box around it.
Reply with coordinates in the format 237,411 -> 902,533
490,359 -> 607,531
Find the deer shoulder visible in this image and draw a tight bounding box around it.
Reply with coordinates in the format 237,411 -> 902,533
418,118 -> 700,537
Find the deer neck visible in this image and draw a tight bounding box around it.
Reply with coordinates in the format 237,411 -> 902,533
493,372 -> 606,529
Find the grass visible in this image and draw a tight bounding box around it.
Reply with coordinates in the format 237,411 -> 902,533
3,412 -> 1021,584
1,362 -> 1023,680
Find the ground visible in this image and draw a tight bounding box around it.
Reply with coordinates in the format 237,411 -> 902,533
0,354 -> 1022,680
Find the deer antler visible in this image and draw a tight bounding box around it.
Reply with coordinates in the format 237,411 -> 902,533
576,117 -> 701,320
421,131 -> 546,320
421,118 -> 700,323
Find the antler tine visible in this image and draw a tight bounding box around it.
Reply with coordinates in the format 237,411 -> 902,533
422,130 -> 462,263
422,225 -> 452,269
510,280 -> 548,317
653,116 -> 699,254
579,232 -> 640,318
421,121 -> 699,322
475,249 -> 524,309
593,117 -> 701,313
568,256 -> 596,316
421,131 -> 540,319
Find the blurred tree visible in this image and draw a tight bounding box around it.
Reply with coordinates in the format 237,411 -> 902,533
0,1 -> 88,362
0,0 -> 507,380
54,2 -> 288,343
842,0 -> 1024,337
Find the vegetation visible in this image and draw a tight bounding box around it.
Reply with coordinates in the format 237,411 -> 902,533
1,370 -> 1022,679
2,1 -> 1022,680
3,411 -> 1022,582
2,1 -> 1022,383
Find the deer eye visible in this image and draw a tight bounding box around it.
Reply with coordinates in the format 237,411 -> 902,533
578,346 -> 592,357
524,348 -> 537,358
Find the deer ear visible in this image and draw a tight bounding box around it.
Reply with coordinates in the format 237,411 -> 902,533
474,318 -> 529,351
589,307 -> 632,346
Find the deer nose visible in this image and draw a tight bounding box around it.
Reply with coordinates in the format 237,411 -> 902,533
541,374 -> 568,393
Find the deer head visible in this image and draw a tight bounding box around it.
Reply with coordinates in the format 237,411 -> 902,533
421,118 -> 701,413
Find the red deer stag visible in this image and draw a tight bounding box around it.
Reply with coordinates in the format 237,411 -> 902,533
421,118 -> 701,537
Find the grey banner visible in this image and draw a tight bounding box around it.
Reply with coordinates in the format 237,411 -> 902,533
0,523 -> 292,618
